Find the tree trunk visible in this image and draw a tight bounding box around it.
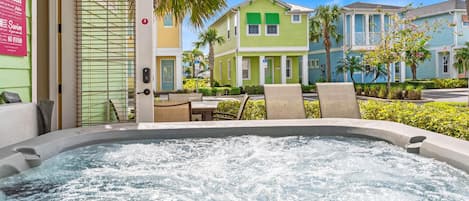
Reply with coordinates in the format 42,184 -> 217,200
192,62 -> 196,78
209,45 -> 215,87
350,72 -> 355,83
386,63 -> 391,97
411,64 -> 417,80
323,27 -> 331,82
325,45 -> 331,82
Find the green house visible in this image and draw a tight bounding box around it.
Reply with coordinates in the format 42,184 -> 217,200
210,0 -> 313,87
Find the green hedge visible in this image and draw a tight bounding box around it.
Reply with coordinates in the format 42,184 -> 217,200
406,78 -> 468,89
217,100 -> 469,140
198,87 -> 242,96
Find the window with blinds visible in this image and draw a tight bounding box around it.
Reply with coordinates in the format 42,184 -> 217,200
76,0 -> 136,126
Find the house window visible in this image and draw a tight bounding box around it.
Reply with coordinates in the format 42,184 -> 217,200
242,58 -> 251,80
248,25 -> 260,35
443,54 -> 449,73
227,17 -> 231,40
291,14 -> 301,23
265,13 -> 280,36
219,61 -> 223,79
246,12 -> 261,36
228,60 -> 231,80
309,59 -> 319,69
286,58 -> 292,79
163,14 -> 173,27
266,25 -> 279,35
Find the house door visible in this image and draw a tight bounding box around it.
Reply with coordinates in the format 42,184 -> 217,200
265,58 -> 274,84
439,53 -> 450,78
161,60 -> 175,91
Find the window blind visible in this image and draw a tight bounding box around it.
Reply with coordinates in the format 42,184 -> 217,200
75,0 -> 136,126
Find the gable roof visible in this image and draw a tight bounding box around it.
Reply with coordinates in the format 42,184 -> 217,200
209,0 -> 313,28
343,2 -> 403,10
406,0 -> 466,18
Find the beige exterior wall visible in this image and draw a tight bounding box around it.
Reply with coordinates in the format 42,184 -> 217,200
156,16 -> 180,48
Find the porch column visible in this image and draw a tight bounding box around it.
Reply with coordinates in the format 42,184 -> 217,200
302,55 -> 309,85
400,61 -> 406,82
135,0 -> 155,122
380,14 -> 385,33
259,56 -> 265,85
176,55 -> 183,90
351,14 -> 355,46
281,55 -> 287,84
365,14 -> 370,45
236,56 -> 243,87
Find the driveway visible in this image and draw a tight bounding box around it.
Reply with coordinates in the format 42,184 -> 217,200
422,88 -> 469,103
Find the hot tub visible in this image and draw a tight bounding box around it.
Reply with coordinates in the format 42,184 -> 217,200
1,119 -> 469,200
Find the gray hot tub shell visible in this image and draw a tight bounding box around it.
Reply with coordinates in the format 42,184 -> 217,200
1,119 -> 469,179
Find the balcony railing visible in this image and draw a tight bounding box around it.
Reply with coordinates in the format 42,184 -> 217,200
353,32 -> 382,46
355,32 -> 366,46
369,32 -> 382,45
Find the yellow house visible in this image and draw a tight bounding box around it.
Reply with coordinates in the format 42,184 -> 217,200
154,14 -> 183,92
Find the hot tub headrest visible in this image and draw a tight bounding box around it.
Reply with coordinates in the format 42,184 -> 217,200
0,103 -> 42,149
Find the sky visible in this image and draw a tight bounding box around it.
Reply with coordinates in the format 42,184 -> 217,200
181,0 -> 444,53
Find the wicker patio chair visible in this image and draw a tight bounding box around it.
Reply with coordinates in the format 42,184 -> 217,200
316,82 -> 361,119
264,84 -> 306,119
154,101 -> 192,122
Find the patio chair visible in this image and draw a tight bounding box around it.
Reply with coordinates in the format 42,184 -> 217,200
109,99 -> 127,122
264,84 -> 306,119
168,93 -> 203,102
154,101 -> 192,122
316,82 -> 361,119
213,94 -> 250,120
168,93 -> 203,120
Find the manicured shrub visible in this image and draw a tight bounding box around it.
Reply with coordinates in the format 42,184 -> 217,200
360,101 -> 469,140
302,85 -> 316,93
217,100 -> 469,140
377,85 -> 387,99
183,78 -> 209,90
369,85 -> 378,97
230,87 -> 241,95
244,85 -> 264,95
198,88 -> 212,96
387,86 -> 403,99
355,85 -> 363,96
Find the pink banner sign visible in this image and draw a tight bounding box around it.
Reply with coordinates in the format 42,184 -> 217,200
0,0 -> 27,56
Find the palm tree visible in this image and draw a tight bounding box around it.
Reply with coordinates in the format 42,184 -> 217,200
336,54 -> 365,83
405,44 -> 431,80
454,42 -> 469,105
183,48 -> 206,78
194,28 -> 225,86
309,5 -> 343,82
128,0 -> 227,27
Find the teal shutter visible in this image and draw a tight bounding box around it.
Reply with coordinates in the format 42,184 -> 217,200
246,13 -> 261,24
265,13 -> 280,24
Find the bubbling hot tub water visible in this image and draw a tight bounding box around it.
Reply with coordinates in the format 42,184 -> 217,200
1,136 -> 469,200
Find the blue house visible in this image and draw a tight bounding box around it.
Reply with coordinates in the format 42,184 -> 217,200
308,2 -> 403,84
308,0 -> 469,84
405,0 -> 469,79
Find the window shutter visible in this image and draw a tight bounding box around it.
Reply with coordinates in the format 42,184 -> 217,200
265,13 -> 279,24
76,0 -> 136,126
246,13 -> 261,24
